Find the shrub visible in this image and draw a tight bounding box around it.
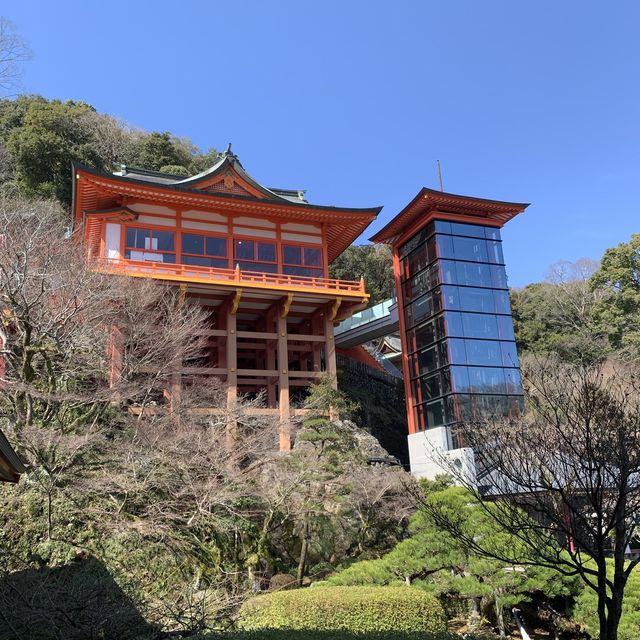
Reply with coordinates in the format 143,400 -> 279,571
238,585 -> 447,634
195,632 -> 473,640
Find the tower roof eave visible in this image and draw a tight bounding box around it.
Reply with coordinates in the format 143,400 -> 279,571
370,187 -> 529,245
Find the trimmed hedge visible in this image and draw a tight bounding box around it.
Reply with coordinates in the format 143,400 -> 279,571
197,633 -> 479,640
238,585 -> 447,634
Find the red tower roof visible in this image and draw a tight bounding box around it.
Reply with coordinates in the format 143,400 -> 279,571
370,187 -> 529,245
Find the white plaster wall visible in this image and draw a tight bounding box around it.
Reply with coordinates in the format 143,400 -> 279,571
234,216 -> 275,229
281,222 -> 321,234
182,220 -> 228,233
138,215 -> 176,227
105,223 -> 121,259
281,232 -> 322,244
408,429 -> 476,484
233,226 -> 276,239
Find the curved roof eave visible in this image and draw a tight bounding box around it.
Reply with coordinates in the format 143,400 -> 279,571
74,164 -> 382,217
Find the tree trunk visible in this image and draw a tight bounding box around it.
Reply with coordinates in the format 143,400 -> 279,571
495,596 -> 506,638
297,511 -> 311,587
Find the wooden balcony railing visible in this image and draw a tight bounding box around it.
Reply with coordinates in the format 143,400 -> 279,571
96,257 -> 367,296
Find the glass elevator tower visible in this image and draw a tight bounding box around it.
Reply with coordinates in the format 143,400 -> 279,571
371,189 -> 529,478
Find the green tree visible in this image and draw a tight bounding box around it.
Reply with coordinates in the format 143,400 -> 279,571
591,234 -> 640,356
5,98 -> 105,201
329,244 -> 395,304
130,131 -> 193,172
575,563 -> 640,640
328,481 -> 579,638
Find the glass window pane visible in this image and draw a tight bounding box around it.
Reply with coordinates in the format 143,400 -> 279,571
440,285 -> 460,311
453,236 -> 489,262
258,242 -> 276,262
414,320 -> 436,347
450,366 -> 470,393
462,313 -> 499,339
487,240 -> 504,264
182,255 -> 228,268
154,231 -> 175,251
283,245 -> 302,265
283,265 -> 323,277
497,315 -> 516,340
206,236 -> 227,257
433,220 -> 452,234
458,287 -> 496,313
456,261 -> 492,287
448,338 -> 467,365
126,228 -> 148,249
439,260 -> 457,285
426,399 -> 446,428
161,253 -> 176,263
436,235 -> 455,259
444,311 -> 464,337
182,233 -> 204,255
416,345 -> 439,375
464,339 -> 502,366
505,368 -> 523,394
468,367 -> 507,394
485,227 -> 501,241
450,222 -> 486,238
407,293 -> 432,328
234,240 -> 254,260
490,265 -> 508,289
500,342 -> 519,367
494,290 -> 512,314
304,247 -> 322,267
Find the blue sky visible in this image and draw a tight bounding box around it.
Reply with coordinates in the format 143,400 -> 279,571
4,1 -> 639,287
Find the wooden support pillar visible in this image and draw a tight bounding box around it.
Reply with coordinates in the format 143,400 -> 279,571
170,284 -> 187,414
311,314 -> 322,373
226,299 -> 238,449
266,307 -> 277,408
108,325 -> 124,389
278,307 -> 291,451
324,311 -> 339,421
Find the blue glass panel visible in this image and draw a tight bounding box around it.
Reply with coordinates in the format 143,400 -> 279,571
464,339 -> 503,366
450,222 -> 487,238
453,236 -> 489,262
433,220 -> 452,234
487,240 -> 504,264
126,228 -> 149,249
485,227 -> 501,240
500,342 -> 519,367
448,338 -> 467,365
497,315 -> 516,340
450,365 -> 471,393
440,285 -> 460,311
505,368 -> 523,394
456,261 -> 492,287
494,290 -> 512,314
206,237 -> 227,257
462,313 -> 499,339
444,311 -> 464,337
436,235 -> 455,259
439,260 -> 457,285
407,293 -> 433,328
458,287 -> 496,313
182,233 -> 204,254
490,264 -> 508,289
154,231 -> 175,251
468,367 -> 507,394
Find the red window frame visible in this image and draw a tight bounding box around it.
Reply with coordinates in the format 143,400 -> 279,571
233,237 -> 277,272
124,226 -> 176,263
282,243 -> 324,278
181,231 -> 229,269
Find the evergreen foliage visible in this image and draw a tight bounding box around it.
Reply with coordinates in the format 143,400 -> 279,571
238,586 -> 447,633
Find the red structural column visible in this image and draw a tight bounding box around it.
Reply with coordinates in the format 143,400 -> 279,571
226,303 -> 238,449
277,307 -> 291,451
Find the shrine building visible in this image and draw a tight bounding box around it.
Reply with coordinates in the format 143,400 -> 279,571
72,146 -> 381,450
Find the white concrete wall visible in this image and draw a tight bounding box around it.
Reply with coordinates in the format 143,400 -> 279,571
408,429 -> 476,484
